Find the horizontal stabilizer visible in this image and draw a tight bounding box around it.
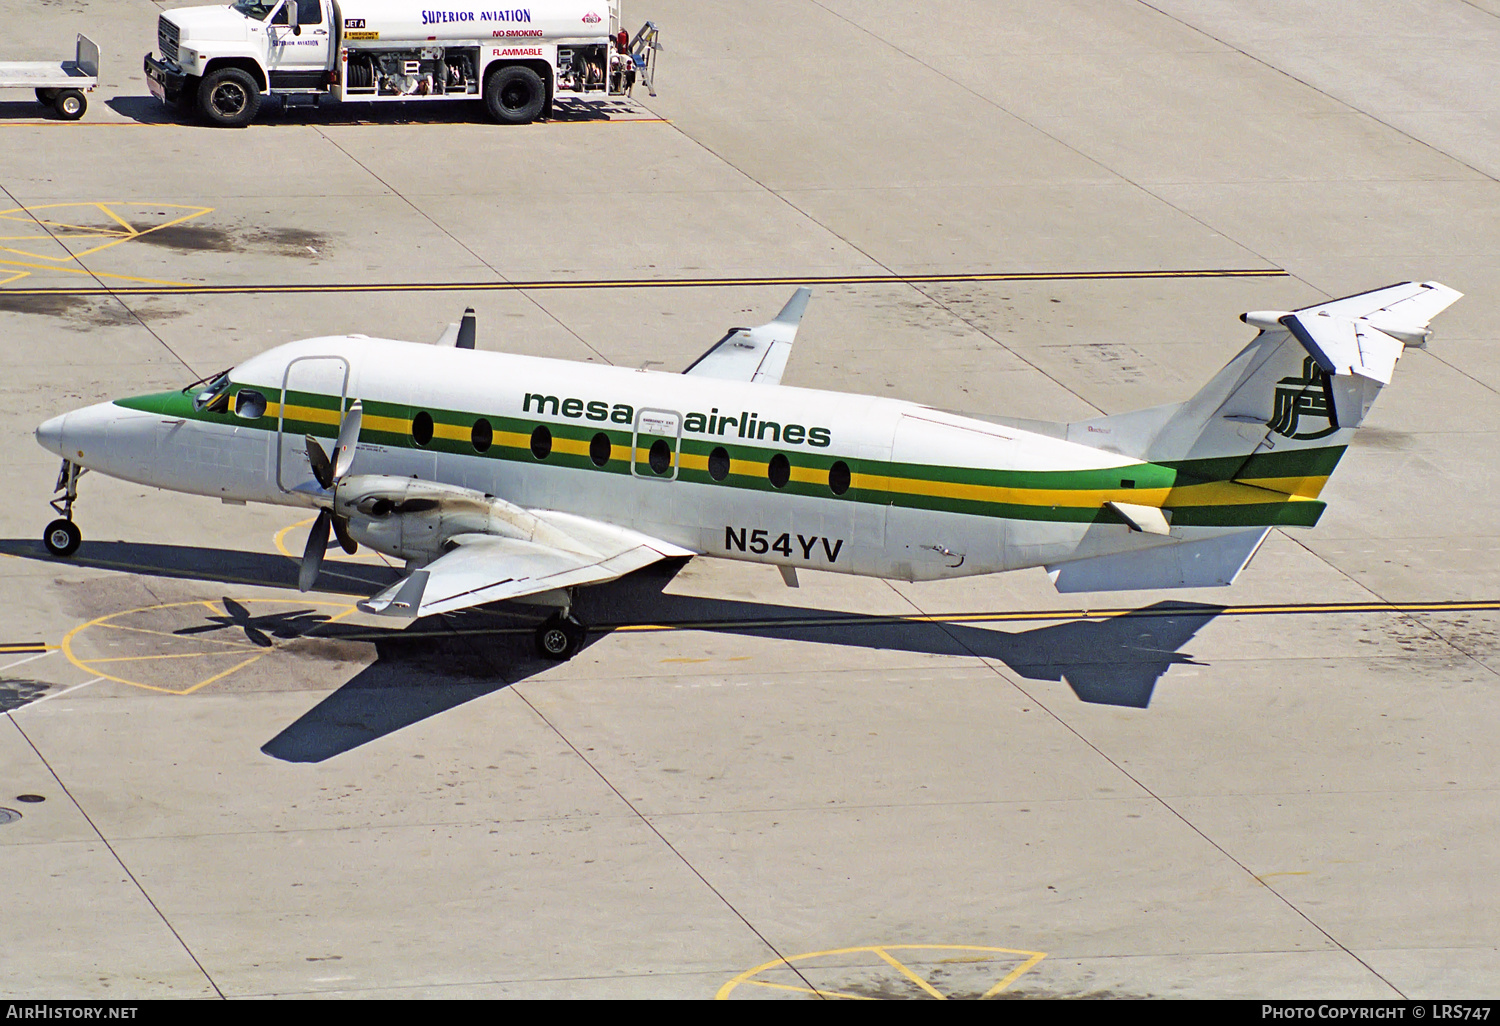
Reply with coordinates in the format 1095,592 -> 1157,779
1047,529 -> 1269,593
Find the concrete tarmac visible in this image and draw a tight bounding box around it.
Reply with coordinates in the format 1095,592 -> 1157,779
1,0 -> 1497,999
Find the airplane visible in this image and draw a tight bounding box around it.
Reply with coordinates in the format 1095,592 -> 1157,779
34,281 -> 1460,661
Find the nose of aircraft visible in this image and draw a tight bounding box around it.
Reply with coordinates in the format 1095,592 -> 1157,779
35,412 -> 67,458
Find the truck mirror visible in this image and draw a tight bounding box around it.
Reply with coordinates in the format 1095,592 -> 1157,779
286,1 -> 298,30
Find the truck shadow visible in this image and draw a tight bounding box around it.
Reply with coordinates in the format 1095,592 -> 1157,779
104,96 -> 180,124
104,94 -> 645,127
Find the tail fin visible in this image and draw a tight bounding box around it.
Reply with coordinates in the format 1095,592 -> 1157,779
1067,281 -> 1461,504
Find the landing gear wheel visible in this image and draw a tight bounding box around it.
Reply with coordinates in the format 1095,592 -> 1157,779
484,66 -> 545,124
534,614 -> 584,661
43,519 -> 81,557
53,89 -> 85,120
198,67 -> 261,127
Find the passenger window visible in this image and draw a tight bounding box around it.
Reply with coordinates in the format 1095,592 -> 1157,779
297,0 -> 323,25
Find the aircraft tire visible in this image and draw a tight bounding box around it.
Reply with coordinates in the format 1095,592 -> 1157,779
535,615 -> 583,661
54,90 -> 86,120
198,67 -> 261,128
43,519 -> 81,557
484,66 -> 545,125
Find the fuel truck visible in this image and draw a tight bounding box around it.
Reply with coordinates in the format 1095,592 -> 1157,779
145,0 -> 659,126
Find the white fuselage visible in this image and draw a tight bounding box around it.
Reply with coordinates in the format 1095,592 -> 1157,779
37,335 -> 1199,583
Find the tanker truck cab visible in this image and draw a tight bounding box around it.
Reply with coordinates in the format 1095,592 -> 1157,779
144,0 -> 661,127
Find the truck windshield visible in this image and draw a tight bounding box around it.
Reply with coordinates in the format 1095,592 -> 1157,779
230,1 -> 278,20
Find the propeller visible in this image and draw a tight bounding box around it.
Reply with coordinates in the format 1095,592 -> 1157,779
298,400 -> 363,592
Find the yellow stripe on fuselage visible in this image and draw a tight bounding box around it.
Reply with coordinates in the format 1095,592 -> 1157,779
262,402 -> 1325,509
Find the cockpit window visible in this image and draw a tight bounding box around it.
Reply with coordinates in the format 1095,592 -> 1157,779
187,370 -> 233,413
234,389 -> 267,419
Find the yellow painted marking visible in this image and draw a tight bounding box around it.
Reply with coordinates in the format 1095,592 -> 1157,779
62,598 -> 357,695
0,645 -> 55,653
92,621 -> 259,648
273,517 -> 318,560
739,979 -> 872,1000
0,202 -> 213,264
0,256 -> 196,288
873,947 -> 946,999
983,951 -> 1049,998
96,203 -> 138,233
716,944 -> 1046,1000
174,653 -> 267,695
2,267 -> 1288,298
75,650 -> 268,665
0,269 -> 29,286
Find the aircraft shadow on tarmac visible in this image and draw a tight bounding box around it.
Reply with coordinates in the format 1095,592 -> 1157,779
0,540 -> 1222,761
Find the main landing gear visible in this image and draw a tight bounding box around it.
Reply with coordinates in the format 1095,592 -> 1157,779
534,612 -> 586,661
43,459 -> 85,557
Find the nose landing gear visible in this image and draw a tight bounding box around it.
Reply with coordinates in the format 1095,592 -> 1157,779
43,460 -> 85,557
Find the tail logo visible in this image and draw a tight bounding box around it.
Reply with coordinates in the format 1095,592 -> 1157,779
1267,357 -> 1339,440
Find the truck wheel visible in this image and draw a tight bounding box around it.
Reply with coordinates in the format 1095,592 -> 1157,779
485,66 -> 545,124
199,67 -> 261,127
53,90 -> 86,120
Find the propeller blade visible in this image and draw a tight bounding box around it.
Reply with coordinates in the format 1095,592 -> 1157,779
298,509 -> 332,592
332,400 -> 363,480
456,308 -> 476,350
305,435 -> 334,490
332,514 -> 358,555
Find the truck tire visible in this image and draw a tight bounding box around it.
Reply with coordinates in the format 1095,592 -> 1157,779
53,90 -> 86,120
199,67 -> 261,127
484,66 -> 545,124
35,88 -> 58,104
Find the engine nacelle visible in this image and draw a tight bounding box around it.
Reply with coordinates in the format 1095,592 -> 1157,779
334,474 -> 579,565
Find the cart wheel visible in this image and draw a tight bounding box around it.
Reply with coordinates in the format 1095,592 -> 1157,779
53,90 -> 85,120
35,88 -> 59,104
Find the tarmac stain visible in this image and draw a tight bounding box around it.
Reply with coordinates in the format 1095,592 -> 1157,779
0,678 -> 51,712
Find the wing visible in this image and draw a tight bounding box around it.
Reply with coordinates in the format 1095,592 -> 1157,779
358,514 -> 693,618
681,287 -> 810,386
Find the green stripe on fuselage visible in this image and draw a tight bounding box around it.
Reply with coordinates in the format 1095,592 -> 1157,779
111,387 -> 1342,528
